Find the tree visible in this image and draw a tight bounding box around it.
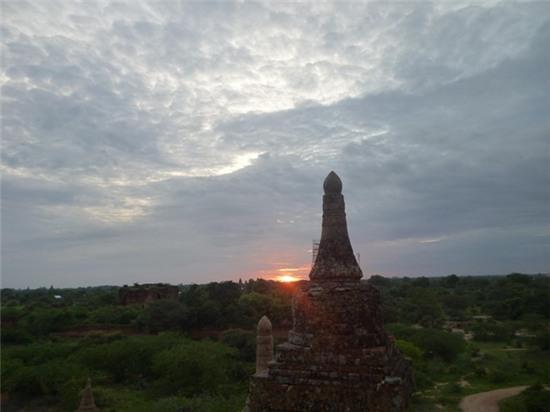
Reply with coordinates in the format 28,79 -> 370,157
413,329 -> 466,362
135,300 -> 190,333
221,329 -> 256,361
151,340 -> 238,396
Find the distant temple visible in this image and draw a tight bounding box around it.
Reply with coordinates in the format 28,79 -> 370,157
245,172 -> 413,411
118,283 -> 178,306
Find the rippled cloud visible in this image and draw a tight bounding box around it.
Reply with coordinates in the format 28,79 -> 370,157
2,1 -> 548,287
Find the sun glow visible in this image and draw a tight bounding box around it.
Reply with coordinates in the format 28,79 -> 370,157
256,264 -> 309,283
277,275 -> 300,283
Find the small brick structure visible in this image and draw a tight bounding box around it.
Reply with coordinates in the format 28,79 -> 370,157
75,378 -> 100,412
245,172 -> 413,412
118,283 -> 179,306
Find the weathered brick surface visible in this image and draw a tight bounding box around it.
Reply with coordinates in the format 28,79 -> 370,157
246,172 -> 413,411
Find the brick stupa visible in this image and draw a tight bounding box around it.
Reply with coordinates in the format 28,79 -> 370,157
75,378 -> 100,412
246,171 -> 414,411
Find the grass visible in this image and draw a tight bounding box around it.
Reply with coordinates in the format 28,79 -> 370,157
90,385 -> 248,412
410,340 -> 549,412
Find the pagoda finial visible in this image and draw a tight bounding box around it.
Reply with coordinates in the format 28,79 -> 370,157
309,172 -> 362,284
323,171 -> 342,194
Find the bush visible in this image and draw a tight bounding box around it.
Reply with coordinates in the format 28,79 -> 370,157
3,365 -> 42,397
152,393 -> 248,412
489,368 -> 512,384
1,327 -> 33,344
500,384 -> 550,412
90,305 -> 141,325
151,340 -> 239,396
22,307 -> 76,336
412,329 -> 466,362
134,300 -> 190,333
471,321 -> 515,342
221,329 -> 256,362
387,324 -> 467,362
70,333 -> 181,382
395,339 -> 423,363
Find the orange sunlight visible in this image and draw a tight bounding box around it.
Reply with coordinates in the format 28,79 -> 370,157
255,263 -> 309,282
277,275 -> 300,283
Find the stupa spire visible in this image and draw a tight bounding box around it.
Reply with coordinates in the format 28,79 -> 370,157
309,171 -> 362,283
245,171 -> 413,412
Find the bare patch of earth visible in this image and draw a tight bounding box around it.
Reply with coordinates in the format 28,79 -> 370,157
460,386 -> 528,412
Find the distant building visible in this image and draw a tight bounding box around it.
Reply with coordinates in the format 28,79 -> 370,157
118,283 -> 179,306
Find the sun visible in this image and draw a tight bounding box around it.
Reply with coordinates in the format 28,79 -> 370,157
277,275 -> 299,283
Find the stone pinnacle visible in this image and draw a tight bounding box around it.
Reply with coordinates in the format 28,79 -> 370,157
309,171 -> 362,283
75,378 -> 100,412
255,315 -> 273,375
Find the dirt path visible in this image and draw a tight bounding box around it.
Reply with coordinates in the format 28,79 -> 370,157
460,385 -> 528,412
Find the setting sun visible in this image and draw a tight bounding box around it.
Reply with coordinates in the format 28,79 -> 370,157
277,275 -> 300,283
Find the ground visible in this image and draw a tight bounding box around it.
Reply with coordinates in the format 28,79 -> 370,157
459,386 -> 528,412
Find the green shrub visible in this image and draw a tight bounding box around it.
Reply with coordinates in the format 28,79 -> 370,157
3,365 -> 42,397
489,368 -> 512,384
166,394 -> 248,412
395,339 -> 423,362
151,340 -> 238,396
500,384 -> 550,412
221,329 -> 256,362
413,329 -> 466,362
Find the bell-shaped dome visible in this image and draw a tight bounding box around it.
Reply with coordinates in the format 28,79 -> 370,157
323,171 -> 342,194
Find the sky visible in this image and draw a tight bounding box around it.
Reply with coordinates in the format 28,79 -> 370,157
1,1 -> 549,288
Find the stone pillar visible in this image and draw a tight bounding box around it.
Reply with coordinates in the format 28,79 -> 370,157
76,378 -> 100,412
255,315 -> 273,375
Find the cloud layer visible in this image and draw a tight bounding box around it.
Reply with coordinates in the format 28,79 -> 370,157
2,1 -> 549,287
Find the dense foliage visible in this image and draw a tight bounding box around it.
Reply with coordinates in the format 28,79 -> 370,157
1,273 -> 548,411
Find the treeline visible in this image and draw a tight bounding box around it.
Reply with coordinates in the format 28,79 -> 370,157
1,279 -> 295,344
1,280 -> 297,410
1,274 -> 548,411
2,274 -> 548,344
372,273 -> 549,325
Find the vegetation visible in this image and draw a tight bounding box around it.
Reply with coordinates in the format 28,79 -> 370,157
1,273 -> 548,411
499,384 -> 550,412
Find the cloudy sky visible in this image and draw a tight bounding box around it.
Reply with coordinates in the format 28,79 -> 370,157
1,1 -> 549,288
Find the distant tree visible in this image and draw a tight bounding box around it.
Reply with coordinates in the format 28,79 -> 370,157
412,277 -> 430,287
135,300 -> 190,333
221,329 -> 256,362
442,293 -> 469,320
506,273 -> 531,285
443,274 -> 460,288
413,329 -> 466,362
369,275 -> 391,287
470,321 -> 515,342
22,307 -> 76,336
238,292 -> 273,325
403,288 -> 444,328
